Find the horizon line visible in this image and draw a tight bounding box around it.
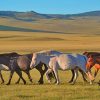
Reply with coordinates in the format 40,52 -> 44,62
0,10 -> 100,15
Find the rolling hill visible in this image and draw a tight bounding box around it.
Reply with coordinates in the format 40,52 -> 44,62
0,10 -> 100,34
0,10 -> 100,53
0,10 -> 100,20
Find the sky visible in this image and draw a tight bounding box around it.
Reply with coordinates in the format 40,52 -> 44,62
0,0 -> 100,14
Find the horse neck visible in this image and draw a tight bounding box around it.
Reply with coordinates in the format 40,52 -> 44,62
40,55 -> 55,66
25,54 -> 32,60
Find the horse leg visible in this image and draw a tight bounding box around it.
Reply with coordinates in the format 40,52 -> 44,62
94,68 -> 99,78
51,71 -> 57,83
68,70 -> 75,83
36,63 -> 47,84
15,70 -> 26,84
6,70 -> 14,85
15,77 -> 20,84
86,71 -> 94,85
0,71 -> 4,84
71,68 -> 78,85
36,67 -> 44,84
45,69 -> 53,83
24,71 -> 33,83
79,69 -> 88,82
53,66 -> 60,85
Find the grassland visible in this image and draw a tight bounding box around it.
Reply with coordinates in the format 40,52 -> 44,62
0,16 -> 100,100
0,30 -> 99,100
0,31 -> 100,53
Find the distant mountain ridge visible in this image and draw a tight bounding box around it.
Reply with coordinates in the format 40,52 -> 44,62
0,10 -> 100,34
0,10 -> 100,20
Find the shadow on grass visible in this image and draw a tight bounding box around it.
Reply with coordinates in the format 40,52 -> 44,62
0,25 -> 63,34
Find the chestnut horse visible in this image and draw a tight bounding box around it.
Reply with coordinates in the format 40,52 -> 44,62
83,52 -> 100,77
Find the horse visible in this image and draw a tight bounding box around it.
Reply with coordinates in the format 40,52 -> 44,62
83,52 -> 100,77
86,55 -> 100,77
7,53 -> 53,85
0,52 -> 21,84
0,64 -> 9,83
30,53 -> 94,85
37,50 -> 87,83
0,52 -> 51,85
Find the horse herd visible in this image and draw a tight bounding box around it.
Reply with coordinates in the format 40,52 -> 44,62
0,50 -> 100,85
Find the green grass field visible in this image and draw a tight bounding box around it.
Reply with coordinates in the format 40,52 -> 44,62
0,29 -> 100,100
0,69 -> 100,100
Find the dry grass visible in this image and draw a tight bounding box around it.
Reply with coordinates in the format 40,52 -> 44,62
0,31 -> 100,54
0,16 -> 100,99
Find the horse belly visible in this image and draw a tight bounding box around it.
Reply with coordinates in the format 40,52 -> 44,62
58,55 -> 77,70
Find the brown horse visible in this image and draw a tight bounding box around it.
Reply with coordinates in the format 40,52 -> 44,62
0,52 -> 20,84
0,52 -> 52,85
83,52 -> 100,77
7,53 -> 53,85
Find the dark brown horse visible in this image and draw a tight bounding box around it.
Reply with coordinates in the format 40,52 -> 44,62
0,52 -> 52,85
0,52 -> 20,84
7,53 -> 53,85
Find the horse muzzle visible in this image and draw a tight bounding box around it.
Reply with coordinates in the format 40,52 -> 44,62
30,63 -> 36,69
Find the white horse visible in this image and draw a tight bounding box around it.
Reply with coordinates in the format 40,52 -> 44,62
30,53 -> 94,85
36,50 -> 87,83
36,50 -> 63,56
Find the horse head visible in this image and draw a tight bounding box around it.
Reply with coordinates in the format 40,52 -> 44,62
86,55 -> 95,70
30,53 -> 41,69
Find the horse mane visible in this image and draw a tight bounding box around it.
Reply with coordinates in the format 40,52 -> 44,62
83,52 -> 100,57
36,50 -> 52,54
36,50 -> 63,56
20,53 -> 33,60
0,52 -> 20,57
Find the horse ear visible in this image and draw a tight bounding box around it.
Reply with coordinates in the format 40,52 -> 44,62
83,52 -> 88,55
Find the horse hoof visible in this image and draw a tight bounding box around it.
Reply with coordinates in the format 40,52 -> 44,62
15,82 -> 19,84
24,82 -> 26,85
68,81 -> 73,83
70,82 -> 75,85
38,81 -> 44,84
1,82 -> 4,84
98,82 -> 100,86
6,83 -> 10,85
30,79 -> 33,83
55,82 -> 60,85
84,80 -> 88,83
38,80 -> 44,84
